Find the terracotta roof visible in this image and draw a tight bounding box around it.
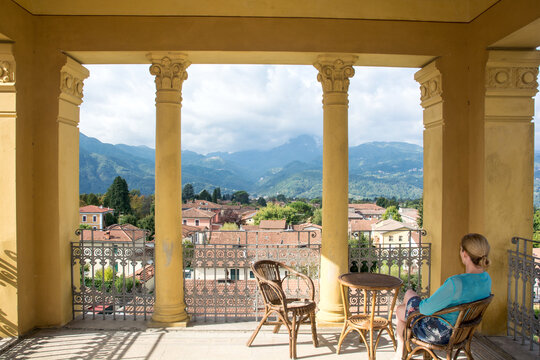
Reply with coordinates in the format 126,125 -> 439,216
259,220 -> 287,229
357,209 -> 386,215
372,219 -> 415,232
348,212 -> 363,219
241,225 -> 259,231
292,223 -> 322,231
80,224 -> 147,242
241,210 -> 258,220
182,224 -> 201,237
79,205 -> 114,213
182,208 -> 215,218
135,264 -> 155,282
183,200 -> 222,209
349,219 -> 377,232
203,229 -> 320,245
348,203 -> 384,211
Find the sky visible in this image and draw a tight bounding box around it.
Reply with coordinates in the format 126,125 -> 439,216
80,64 -> 540,155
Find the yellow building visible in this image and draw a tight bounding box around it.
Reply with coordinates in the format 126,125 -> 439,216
79,205 -> 114,229
0,0 -> 539,337
372,219 -> 418,247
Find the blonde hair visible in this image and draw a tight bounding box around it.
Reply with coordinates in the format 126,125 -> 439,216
461,233 -> 490,270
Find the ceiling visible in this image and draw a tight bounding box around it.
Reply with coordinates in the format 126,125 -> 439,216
13,0 -> 499,23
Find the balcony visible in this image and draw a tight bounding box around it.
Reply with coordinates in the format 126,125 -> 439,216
0,229 -> 520,359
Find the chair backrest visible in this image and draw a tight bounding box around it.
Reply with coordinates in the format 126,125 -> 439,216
251,260 -> 286,306
446,294 -> 494,347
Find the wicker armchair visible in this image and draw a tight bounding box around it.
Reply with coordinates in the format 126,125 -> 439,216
246,260 -> 318,359
403,295 -> 494,360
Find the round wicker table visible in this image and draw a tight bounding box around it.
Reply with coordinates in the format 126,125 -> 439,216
337,272 -> 403,360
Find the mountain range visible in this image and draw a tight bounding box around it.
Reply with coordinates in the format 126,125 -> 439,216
80,133 -> 425,199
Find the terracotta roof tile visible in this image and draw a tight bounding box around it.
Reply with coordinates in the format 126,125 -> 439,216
182,208 -> 215,218
79,205 -> 114,213
259,220 -> 287,229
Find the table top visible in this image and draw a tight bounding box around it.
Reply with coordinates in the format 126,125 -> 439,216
338,272 -> 403,290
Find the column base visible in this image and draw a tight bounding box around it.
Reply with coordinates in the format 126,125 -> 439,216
151,302 -> 190,324
316,305 -> 346,326
148,317 -> 190,328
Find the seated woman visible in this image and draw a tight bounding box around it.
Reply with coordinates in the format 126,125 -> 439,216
394,233 -> 492,357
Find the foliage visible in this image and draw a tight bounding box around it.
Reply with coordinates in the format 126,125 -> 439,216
382,205 -> 402,222
311,208 -> 322,225
257,197 -> 267,207
104,213 -> 117,227
212,187 -> 221,203
221,222 -> 239,230
103,176 -> 132,214
182,183 -> 195,202
183,239 -> 194,268
221,209 -> 241,225
276,194 -> 287,202
137,214 -> 155,236
310,197 -> 321,205
79,224 -> 92,230
417,199 -> 423,228
253,203 -> 296,225
119,214 -> 138,226
95,266 -> 114,282
199,189 -> 212,201
114,276 -> 139,293
376,197 -> 399,208
232,190 -> 250,204
289,201 -> 314,223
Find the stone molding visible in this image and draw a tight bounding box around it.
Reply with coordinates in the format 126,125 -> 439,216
415,61 -> 444,129
314,55 -> 357,95
486,51 -> 540,98
415,61 -> 442,109
0,44 -> 15,87
60,57 -> 90,107
148,53 -> 190,92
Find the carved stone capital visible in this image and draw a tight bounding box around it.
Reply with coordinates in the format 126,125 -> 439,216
60,57 -> 90,107
148,54 -> 190,92
414,61 -> 442,109
314,55 -> 357,94
0,60 -> 15,84
485,51 -> 540,97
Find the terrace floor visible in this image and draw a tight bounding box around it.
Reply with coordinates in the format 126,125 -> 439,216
0,319 -> 537,360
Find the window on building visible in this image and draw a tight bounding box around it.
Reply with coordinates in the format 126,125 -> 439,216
249,271 -> 255,279
93,215 -> 97,222
195,219 -> 200,226
389,235 -> 394,242
183,220 -> 186,225
399,236 -> 403,242
92,226 -> 97,230
82,215 -> 87,222
230,268 -> 239,280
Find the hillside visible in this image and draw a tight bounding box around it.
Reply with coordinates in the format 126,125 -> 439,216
80,133 -> 424,199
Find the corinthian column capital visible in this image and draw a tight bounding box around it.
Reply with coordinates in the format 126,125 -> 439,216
60,57 -> 90,107
147,53 -> 190,92
0,44 -> 15,87
314,55 -> 357,94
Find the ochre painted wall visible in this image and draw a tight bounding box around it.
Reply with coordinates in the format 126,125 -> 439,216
0,0 -> 538,336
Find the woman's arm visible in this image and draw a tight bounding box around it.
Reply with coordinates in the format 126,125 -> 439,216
418,277 -> 456,315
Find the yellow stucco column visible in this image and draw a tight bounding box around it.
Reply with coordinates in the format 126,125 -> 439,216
414,62 -> 445,294
314,55 -> 357,325
0,44 -> 18,337
148,53 -> 190,326
481,50 -> 540,334
58,58 -> 89,325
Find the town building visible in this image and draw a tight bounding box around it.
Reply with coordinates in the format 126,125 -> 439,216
79,205 -> 114,229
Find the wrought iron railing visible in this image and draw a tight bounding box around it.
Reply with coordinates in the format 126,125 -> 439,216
71,228 -> 155,320
507,237 -> 540,354
183,230 -> 321,322
348,230 -> 430,316
71,228 -> 431,323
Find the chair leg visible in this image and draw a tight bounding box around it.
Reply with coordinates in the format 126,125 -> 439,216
386,324 -> 397,351
290,314 -> 298,359
309,312 -> 318,347
246,311 -> 270,347
273,323 -> 282,333
336,321 -> 350,354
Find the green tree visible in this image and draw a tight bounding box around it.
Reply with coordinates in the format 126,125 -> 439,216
199,189 -> 212,201
289,201 -> 314,223
376,197 -> 399,208
382,205 -> 402,222
257,197 -> 267,207
182,183 -> 195,202
276,194 -> 287,202
253,204 -> 297,225
310,197 -> 321,205
417,200 -> 423,228
137,214 -> 155,236
103,176 -> 132,214
79,224 -> 92,230
312,208 -> 322,225
233,190 -> 250,204
221,222 -> 239,230
86,193 -> 100,206
104,212 -> 117,227
119,214 -> 138,226
212,187 -> 221,203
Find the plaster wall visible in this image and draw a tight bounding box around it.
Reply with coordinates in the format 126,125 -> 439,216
0,0 -> 538,336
